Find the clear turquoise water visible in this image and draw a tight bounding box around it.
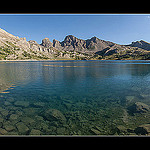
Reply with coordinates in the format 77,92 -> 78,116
0,60 -> 150,135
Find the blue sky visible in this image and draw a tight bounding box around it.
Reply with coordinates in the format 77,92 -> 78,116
0,14 -> 150,45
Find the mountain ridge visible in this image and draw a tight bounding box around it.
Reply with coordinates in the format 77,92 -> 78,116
127,40 -> 150,51
0,27 -> 150,60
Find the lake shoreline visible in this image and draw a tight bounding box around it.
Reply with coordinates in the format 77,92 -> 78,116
0,59 -> 150,62
0,59 -> 76,62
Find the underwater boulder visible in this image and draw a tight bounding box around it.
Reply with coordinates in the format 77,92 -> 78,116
4,124 -> 16,132
90,128 -> 101,135
135,124 -> 150,135
127,102 -> 150,114
30,129 -> 42,135
16,122 -> 29,134
134,126 -> 148,135
116,125 -> 128,135
125,96 -> 136,103
14,101 -> 29,107
0,128 -> 8,135
43,109 -> 66,123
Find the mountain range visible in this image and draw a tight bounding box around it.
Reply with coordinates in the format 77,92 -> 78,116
1,27 -> 150,60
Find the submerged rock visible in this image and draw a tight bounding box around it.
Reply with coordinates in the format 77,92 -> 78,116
34,121 -> 49,132
56,127 -> 67,135
90,128 -> 101,135
134,126 -> 148,135
23,107 -> 38,115
7,97 -> 15,102
127,102 -> 150,114
21,116 -> 35,126
0,128 -> 8,135
0,116 -> 4,123
116,125 -> 128,134
33,102 -> 45,107
14,101 -> 29,107
0,109 -> 9,117
16,122 -> 29,134
4,101 -> 12,106
43,109 -> 66,123
135,124 -> 150,135
140,93 -> 150,98
9,114 -> 18,120
4,124 -> 16,132
30,129 -> 42,135
125,96 -> 135,103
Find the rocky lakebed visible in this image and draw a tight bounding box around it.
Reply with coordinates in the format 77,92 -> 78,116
0,89 -> 150,136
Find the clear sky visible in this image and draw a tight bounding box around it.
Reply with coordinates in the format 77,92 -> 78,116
0,14 -> 150,45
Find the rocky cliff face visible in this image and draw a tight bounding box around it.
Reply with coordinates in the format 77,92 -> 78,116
41,38 -> 53,48
51,35 -> 115,52
0,28 -> 55,60
60,35 -> 87,51
1,27 -> 150,60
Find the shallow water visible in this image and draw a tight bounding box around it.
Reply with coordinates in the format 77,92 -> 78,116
0,60 -> 150,135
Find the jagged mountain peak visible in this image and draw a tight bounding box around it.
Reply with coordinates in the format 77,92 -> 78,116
28,40 -> 38,45
140,40 -> 146,42
64,35 -> 100,43
139,40 -> 150,44
129,40 -> 150,51
131,40 -> 149,45
41,37 -> 53,48
90,36 -> 99,41
65,35 -> 75,38
64,35 -> 79,42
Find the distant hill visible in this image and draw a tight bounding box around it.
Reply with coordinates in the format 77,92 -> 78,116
0,27 -> 150,60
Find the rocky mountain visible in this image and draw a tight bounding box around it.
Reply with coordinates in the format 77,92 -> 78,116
51,35 -> 115,52
1,27 -> 150,60
128,40 -> 150,51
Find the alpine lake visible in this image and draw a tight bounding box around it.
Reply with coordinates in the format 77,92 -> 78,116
1,60 -> 150,136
